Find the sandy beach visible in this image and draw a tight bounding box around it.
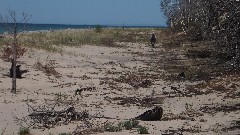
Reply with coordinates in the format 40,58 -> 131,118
1,30 -> 240,135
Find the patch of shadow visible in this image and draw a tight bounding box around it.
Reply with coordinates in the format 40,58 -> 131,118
185,49 -> 212,58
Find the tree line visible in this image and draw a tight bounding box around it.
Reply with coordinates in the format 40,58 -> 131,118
160,0 -> 240,67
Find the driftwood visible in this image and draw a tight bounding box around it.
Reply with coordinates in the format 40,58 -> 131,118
13,102 -> 90,129
75,87 -> 96,95
27,106 -> 89,128
135,106 -> 163,121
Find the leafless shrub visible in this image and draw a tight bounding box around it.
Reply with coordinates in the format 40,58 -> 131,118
34,57 -> 61,78
1,44 -> 27,61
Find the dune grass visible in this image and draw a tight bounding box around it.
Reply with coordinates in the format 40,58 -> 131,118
10,28 -> 160,52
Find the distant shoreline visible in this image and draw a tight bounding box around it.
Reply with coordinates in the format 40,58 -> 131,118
0,23 -> 167,34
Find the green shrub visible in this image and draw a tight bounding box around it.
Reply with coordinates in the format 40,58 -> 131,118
104,123 -> 122,132
122,120 -> 139,130
130,120 -> 139,128
137,126 -> 149,134
18,127 -> 30,135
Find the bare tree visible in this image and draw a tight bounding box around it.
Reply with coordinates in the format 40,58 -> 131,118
0,10 -> 31,93
160,0 -> 240,67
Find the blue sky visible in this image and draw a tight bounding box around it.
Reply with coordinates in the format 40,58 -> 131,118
0,0 -> 167,26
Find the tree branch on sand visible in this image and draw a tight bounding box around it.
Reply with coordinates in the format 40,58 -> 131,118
13,102 -> 89,129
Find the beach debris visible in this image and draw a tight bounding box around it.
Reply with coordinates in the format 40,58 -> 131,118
109,96 -> 164,107
134,106 -> 163,121
75,86 -> 96,95
28,106 -> 88,128
170,85 -> 184,95
14,103 -> 89,129
178,72 -> 186,79
80,74 -> 92,80
114,73 -> 153,88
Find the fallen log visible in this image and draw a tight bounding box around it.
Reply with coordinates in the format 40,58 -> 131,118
135,106 -> 163,121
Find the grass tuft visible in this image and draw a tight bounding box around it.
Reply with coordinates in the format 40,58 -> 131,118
104,123 -> 122,132
18,127 -> 30,135
121,120 -> 139,130
137,125 -> 149,134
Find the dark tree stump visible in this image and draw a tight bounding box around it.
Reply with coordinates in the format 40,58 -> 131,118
9,59 -> 28,79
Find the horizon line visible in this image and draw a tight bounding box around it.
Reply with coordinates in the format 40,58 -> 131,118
0,22 -> 167,27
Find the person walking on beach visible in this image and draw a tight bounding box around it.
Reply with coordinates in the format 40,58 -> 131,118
150,32 -> 157,48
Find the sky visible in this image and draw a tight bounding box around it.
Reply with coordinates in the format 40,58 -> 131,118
0,0 -> 167,26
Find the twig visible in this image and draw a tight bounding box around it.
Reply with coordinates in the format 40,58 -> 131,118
1,123 -> 8,135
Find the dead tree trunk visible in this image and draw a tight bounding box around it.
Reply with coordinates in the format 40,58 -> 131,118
0,10 -> 31,94
11,22 -> 17,93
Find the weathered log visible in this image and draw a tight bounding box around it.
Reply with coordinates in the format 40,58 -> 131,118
135,106 -> 163,121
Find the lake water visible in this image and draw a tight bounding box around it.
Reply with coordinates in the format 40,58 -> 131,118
0,23 -> 164,34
